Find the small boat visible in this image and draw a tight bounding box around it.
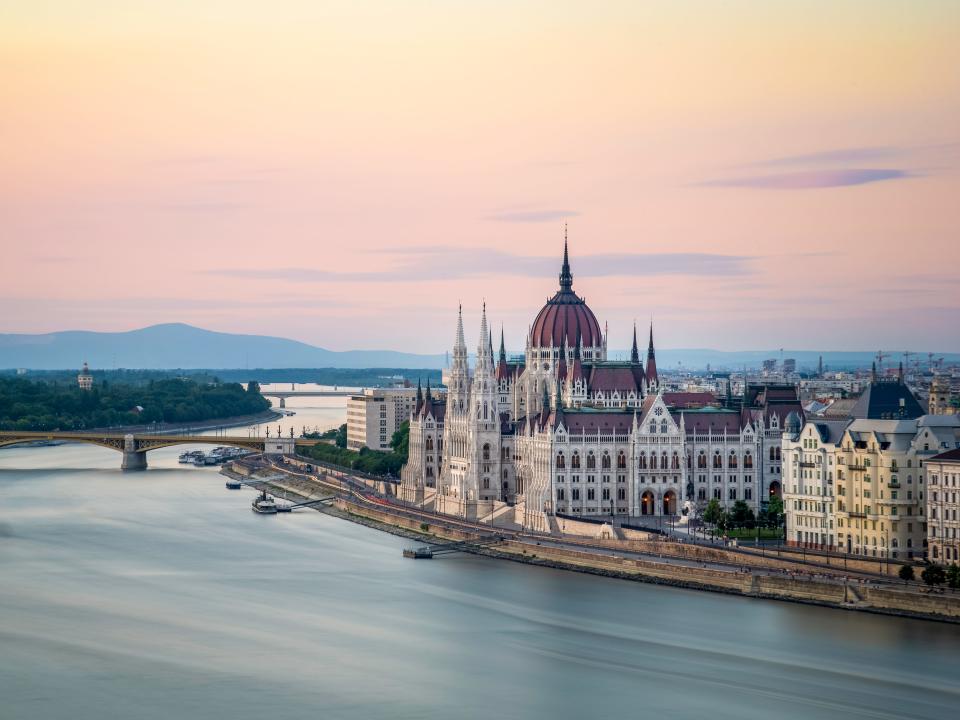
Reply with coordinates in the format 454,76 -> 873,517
252,491 -> 278,514
225,478 -> 243,490
179,450 -> 203,463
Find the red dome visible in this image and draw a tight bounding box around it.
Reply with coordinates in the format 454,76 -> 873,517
530,241 -> 602,348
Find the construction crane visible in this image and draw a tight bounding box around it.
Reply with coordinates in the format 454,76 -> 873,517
876,350 -> 887,374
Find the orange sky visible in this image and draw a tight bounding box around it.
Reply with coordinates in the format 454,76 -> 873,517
2,1 -> 959,352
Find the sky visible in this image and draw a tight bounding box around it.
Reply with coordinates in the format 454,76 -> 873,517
2,0 -> 959,354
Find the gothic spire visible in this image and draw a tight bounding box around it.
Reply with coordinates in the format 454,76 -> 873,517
630,321 -> 640,364
498,326 -> 507,364
559,223 -> 573,290
645,321 -> 658,385
454,303 -> 466,352
425,379 -> 432,403
477,301 -> 490,357
416,377 -> 423,404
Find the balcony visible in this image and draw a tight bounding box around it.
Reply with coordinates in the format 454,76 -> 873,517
846,511 -> 867,519
887,481 -> 901,489
848,464 -> 868,472
799,461 -> 817,468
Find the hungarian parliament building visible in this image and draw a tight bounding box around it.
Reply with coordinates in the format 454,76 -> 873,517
400,242 -> 800,531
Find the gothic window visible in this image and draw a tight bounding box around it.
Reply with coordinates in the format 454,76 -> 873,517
728,487 -> 737,500
602,488 -> 610,501
638,452 -> 647,470
745,487 -> 752,500
671,452 -> 680,470
482,444 -> 490,461
713,488 -> 721,500
698,487 -> 706,501
744,452 -> 754,469
769,446 -> 776,462
775,447 -> 781,461
587,488 -> 596,501
556,452 -> 566,469
617,451 -> 626,469
602,453 -> 611,469
572,452 -> 581,469
618,487 -> 626,501
728,451 -> 737,469
661,453 -> 668,470
426,437 -> 433,451
483,478 -> 490,489
587,452 -> 596,470
557,488 -> 565,501
572,488 -> 580,501
713,452 -> 722,469
660,420 -> 668,434
698,452 -> 707,469
649,421 -> 656,434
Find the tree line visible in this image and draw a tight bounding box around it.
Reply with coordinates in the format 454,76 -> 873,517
301,421 -> 408,478
0,377 -> 270,431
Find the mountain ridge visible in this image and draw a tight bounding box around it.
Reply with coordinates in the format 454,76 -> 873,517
1,323 -> 956,371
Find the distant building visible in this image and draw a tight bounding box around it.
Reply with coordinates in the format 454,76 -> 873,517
927,448 -> 960,563
347,387 -> 428,451
783,358 -> 796,374
929,375 -> 958,415
77,361 -> 93,391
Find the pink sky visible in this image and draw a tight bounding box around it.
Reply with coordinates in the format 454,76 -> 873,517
2,1 -> 959,353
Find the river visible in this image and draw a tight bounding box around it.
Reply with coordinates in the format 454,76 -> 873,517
1,398 -> 958,720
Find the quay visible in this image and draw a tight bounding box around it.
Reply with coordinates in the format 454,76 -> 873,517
224,453 -> 960,624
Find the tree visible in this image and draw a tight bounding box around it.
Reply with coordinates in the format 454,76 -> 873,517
898,564 -> 915,583
921,564 -> 947,587
729,500 -> 755,529
703,498 -> 724,527
334,423 -> 348,448
947,564 -> 960,590
390,420 -> 409,461
764,495 -> 784,529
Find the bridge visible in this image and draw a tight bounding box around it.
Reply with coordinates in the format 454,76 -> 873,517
257,386 -> 362,407
0,431 -> 324,471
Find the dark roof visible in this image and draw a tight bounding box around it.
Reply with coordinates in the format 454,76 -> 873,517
662,392 -> 717,409
561,411 -> 633,434
675,409 -> 743,434
930,448 -> 960,463
849,381 -> 925,420
586,365 -> 644,394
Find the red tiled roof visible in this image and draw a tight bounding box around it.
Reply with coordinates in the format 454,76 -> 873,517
586,366 -> 643,394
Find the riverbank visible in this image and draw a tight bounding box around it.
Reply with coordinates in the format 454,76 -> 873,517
86,409 -> 284,435
226,459 -> 960,624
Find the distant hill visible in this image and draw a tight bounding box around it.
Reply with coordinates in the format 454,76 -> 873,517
0,323 -> 446,370
1,323 -> 955,371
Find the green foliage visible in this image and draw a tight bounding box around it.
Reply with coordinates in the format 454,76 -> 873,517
420,523 -> 430,532
762,495 -> 784,528
947,564 -> 960,589
0,376 -> 270,431
921,564 -> 947,587
390,421 -> 409,461
729,500 -> 756,529
302,437 -> 404,477
334,423 -> 347,448
898,565 -> 915,583
702,498 -> 724,526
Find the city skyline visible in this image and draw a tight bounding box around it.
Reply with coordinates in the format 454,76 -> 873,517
3,1 -> 959,352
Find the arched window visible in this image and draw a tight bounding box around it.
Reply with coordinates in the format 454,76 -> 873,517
671,452 -> 680,470
587,452 -> 596,469
744,452 -> 754,469
601,453 -> 611,469
426,437 -> 433,451
638,452 -> 647,470
698,452 -> 707,469
728,452 -> 737,469
661,453 -> 668,470
728,487 -> 737,500
660,420 -> 668,434
649,421 -> 656,434
775,447 -> 781,461
572,452 -> 581,469
556,452 -> 566,469
713,452 -> 723,469
482,444 -> 490,461
617,451 -> 626,469
769,446 -> 776,461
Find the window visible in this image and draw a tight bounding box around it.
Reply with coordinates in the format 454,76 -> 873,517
744,452 -> 754,469
572,453 -> 581,469
572,488 -> 580,501
728,487 -> 737,500
556,452 -> 565,469
713,452 -> 722,469
729,452 -> 738,469
587,488 -> 596,501
587,453 -> 596,469
617,451 -> 626,469
602,453 -> 611,469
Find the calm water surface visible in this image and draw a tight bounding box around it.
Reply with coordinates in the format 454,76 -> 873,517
2,400 -> 958,720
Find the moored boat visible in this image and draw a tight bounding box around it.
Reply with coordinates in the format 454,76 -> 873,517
252,491 -> 277,514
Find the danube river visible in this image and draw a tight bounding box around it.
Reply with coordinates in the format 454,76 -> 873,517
2,399 -> 959,720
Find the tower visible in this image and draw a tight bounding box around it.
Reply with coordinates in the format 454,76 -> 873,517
465,304 -> 502,507
645,322 -> 659,391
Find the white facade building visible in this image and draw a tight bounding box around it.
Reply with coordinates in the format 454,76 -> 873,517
347,387 -> 421,451
400,242 -> 797,531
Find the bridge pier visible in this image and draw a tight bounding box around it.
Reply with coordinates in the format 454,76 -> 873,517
122,433 -> 147,471
122,451 -> 147,471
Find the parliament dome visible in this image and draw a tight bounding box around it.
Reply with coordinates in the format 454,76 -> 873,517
530,242 -> 602,349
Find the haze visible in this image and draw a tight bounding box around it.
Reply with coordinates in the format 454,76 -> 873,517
2,1 -> 959,353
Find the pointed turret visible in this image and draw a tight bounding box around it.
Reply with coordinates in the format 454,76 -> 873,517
416,377 -> 423,406
871,361 -> 877,383
645,321 -> 659,387
425,379 -> 432,403
455,303 -> 466,352
898,361 -> 904,384
498,327 -> 506,365
630,322 -> 640,364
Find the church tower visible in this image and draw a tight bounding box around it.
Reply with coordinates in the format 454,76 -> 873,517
464,304 -> 502,509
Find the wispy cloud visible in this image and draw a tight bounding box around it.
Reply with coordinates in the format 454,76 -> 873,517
207,248 -> 756,284
754,146 -> 902,167
700,168 -> 911,189
486,209 -> 580,223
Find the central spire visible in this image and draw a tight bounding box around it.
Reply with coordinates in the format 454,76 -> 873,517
559,223 -> 573,290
